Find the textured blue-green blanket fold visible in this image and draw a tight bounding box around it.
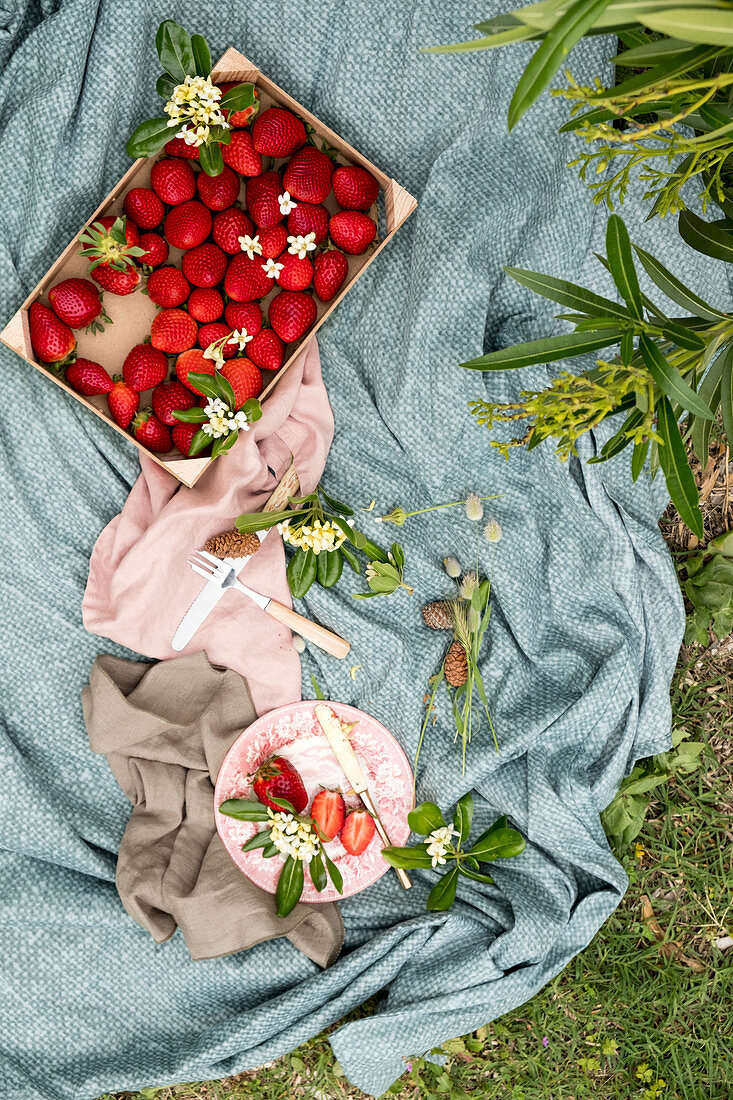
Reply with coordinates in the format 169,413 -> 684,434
0,2 -> 728,1098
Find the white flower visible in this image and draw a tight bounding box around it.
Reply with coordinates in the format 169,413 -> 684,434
239,234 -> 262,259
443,556 -> 461,579
262,257 -> 284,279
227,328 -> 253,350
465,493 -> 484,522
426,825 -> 459,868
287,232 -> 316,259
484,518 -> 503,543
266,810 -> 320,863
233,410 -> 251,432
278,191 -> 297,214
202,343 -> 225,366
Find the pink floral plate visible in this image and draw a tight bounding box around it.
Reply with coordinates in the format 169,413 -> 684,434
214,699 -> 414,902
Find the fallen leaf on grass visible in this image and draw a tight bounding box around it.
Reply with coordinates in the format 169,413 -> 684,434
641,894 -> 706,972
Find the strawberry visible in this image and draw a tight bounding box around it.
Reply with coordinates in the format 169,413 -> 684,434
313,249 -> 349,302
107,377 -> 139,428
151,158 -> 196,205
48,278 -> 104,330
181,242 -> 227,289
268,290 -> 317,343
251,754 -> 307,813
247,328 -> 284,371
132,408 -> 172,453
283,146 -> 333,204
276,251 -> 313,291
92,264 -> 140,296
222,130 -> 263,177
224,301 -> 262,335
212,208 -> 255,254
329,210 -> 376,254
65,358 -> 113,396
311,789 -> 346,841
188,288 -> 224,323
79,215 -> 145,296
139,232 -> 169,268
252,108 -> 306,158
122,343 -> 169,392
164,201 -> 212,250
175,348 -> 216,394
198,322 -> 236,357
197,165 -> 240,211
150,308 -> 198,354
217,82 -> 261,127
220,357 -> 262,405
29,302 -> 75,363
257,224 -> 289,258
92,214 -> 141,249
146,266 -> 190,308
288,203 -> 329,245
172,421 -> 209,456
332,165 -> 379,211
123,187 -> 164,230
164,136 -> 200,160
152,379 -> 196,425
245,171 -> 284,229
224,252 -> 273,302
339,809 -> 376,856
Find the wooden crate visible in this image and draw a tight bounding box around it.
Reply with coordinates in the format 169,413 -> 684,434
0,47 -> 417,487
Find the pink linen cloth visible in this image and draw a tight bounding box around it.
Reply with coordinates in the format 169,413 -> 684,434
82,341 -> 333,715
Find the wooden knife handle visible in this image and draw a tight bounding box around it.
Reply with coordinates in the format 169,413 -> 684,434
266,600 -> 350,659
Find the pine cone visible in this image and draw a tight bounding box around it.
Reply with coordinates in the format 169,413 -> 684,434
444,640 -> 468,687
204,529 -> 261,559
422,599 -> 454,630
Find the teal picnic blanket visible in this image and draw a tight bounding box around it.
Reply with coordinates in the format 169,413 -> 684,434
0,3 -> 729,1098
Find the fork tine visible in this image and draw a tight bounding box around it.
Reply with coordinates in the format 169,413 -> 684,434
197,548 -> 223,566
188,561 -> 216,581
187,553 -> 215,571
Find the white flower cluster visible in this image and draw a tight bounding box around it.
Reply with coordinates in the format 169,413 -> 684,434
201,397 -> 251,438
165,74 -> 230,147
267,809 -> 320,863
239,233 -> 262,259
287,232 -> 316,259
278,517 -> 347,555
426,825 -> 458,868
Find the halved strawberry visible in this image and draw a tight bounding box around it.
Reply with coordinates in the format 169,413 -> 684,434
139,232 -> 169,268
247,327 -> 284,371
150,308 -> 198,354
122,343 -> 169,392
339,809 -> 376,856
252,107 -> 306,157
282,146 -> 333,204
132,408 -> 172,453
164,201 -> 212,250
311,789 -> 346,842
151,158 -> 196,205
123,187 -> 164,230
175,348 -> 216,394
152,379 -> 196,425
146,266 -> 190,308
332,165 -> 379,211
48,278 -> 105,331
268,290 -> 317,343
328,211 -> 376,255
212,208 -> 255,254
220,357 -> 262,405
65,358 -> 113,396
251,754 -> 308,813
188,288 -> 224,323
29,302 -> 76,364
197,165 -> 240,211
182,242 -> 227,289
107,377 -> 139,428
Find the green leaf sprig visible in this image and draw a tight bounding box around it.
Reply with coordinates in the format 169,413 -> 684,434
171,367 -> 262,458
382,794 -> 525,910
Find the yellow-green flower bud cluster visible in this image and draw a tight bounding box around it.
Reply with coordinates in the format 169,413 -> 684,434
164,74 -> 229,147
278,518 -> 347,555
267,809 -> 320,863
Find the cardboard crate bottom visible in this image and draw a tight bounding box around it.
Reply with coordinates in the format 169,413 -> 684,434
0,47 -> 416,487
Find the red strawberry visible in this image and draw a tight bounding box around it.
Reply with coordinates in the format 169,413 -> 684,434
222,130 -> 263,177
217,82 -> 261,127
107,377 -> 139,428
150,308 -> 198,354
29,302 -> 75,364
276,251 -> 313,291
65,358 -> 113,396
251,754 -> 307,813
48,278 -> 103,330
220,357 -> 262,405
332,165 -> 379,211
175,348 -> 216,394
198,322 -> 236,357
212,208 -> 255,254
257,224 -> 289,258
122,343 -> 169,392
182,242 -> 227,289
123,187 -> 164,230
311,789 -> 346,841
164,201 -> 212,250
151,158 -> 196,205
188,288 -> 224,323
245,171 -> 284,229
132,409 -> 172,453
224,252 -> 273,302
172,421 -> 209,456
268,291 -> 317,343
164,136 -> 200,160
92,264 -> 140,296
224,301 -> 262,335
139,232 -> 169,268
313,249 -> 349,302
247,327 -> 284,371
93,215 -> 141,248
339,809 -> 376,856
197,165 -> 240,211
288,203 -> 329,244
329,211 -> 376,254
283,146 -> 333,203
152,379 -> 196,425
252,108 -> 306,157
146,266 -> 190,308
79,215 -> 144,296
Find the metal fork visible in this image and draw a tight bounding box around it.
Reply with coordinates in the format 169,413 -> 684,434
188,549 -> 350,660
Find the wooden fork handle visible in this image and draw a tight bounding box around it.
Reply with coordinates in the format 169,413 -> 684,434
265,600 -> 350,659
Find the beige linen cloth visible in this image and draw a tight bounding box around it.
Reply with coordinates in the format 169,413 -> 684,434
82,650 -> 344,967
